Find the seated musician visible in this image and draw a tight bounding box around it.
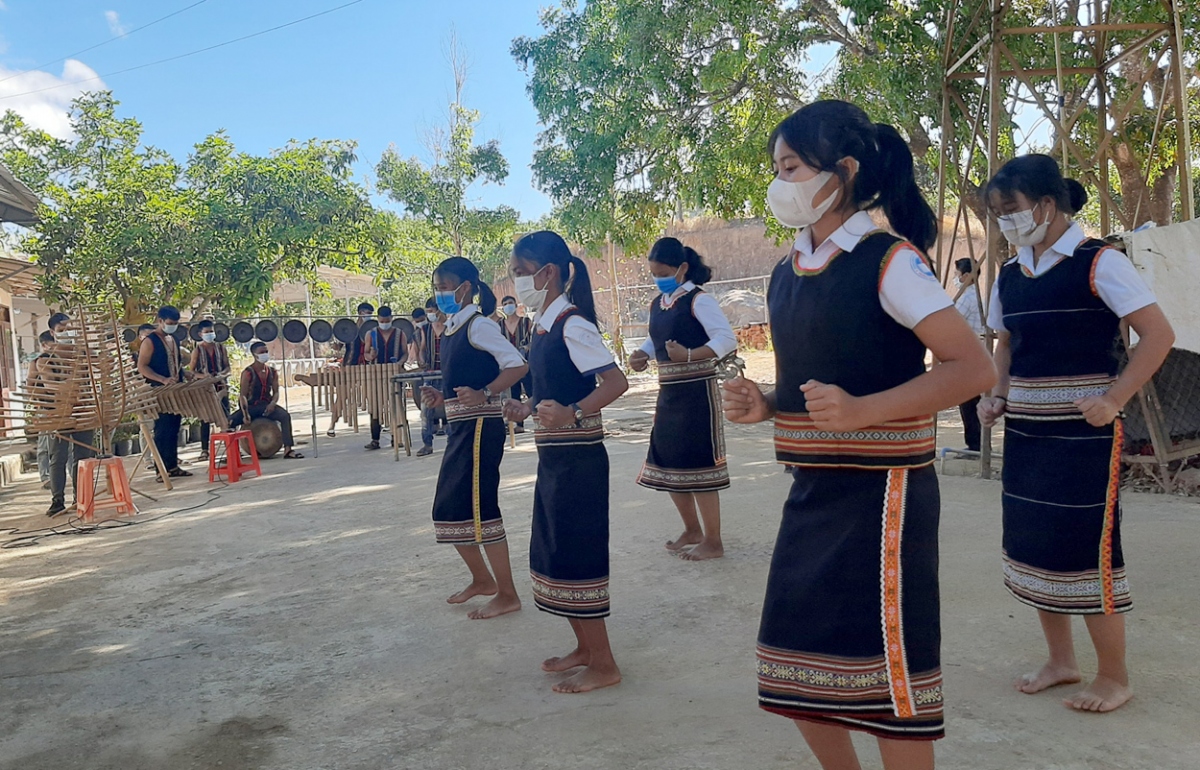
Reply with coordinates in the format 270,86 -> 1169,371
230,342 -> 303,459
189,319 -> 232,462
362,306 -> 407,451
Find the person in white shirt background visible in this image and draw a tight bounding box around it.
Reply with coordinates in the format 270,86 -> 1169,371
977,154 -> 1174,715
629,237 -> 738,561
952,257 -> 986,452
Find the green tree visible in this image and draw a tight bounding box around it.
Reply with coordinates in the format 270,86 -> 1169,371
376,40 -> 519,280
513,0 -> 1200,248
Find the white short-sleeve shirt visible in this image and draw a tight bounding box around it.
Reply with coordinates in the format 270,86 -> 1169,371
536,294 -> 618,376
445,304 -> 526,370
638,281 -> 739,359
791,210 -> 952,330
986,222 -> 1156,332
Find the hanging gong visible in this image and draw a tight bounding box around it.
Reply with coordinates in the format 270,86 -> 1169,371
255,319 -> 279,342
308,319 -> 334,343
189,324 -> 204,342
172,325 -> 191,345
358,319 -> 379,341
282,319 -> 308,344
332,317 -> 358,343
121,328 -> 137,344
394,318 -> 415,342
214,322 -> 231,343
231,321 -> 255,343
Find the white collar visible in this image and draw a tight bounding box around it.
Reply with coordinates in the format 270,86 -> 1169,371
793,210 -> 879,256
661,280 -> 697,307
1010,221 -> 1087,269
536,294 -> 574,333
445,303 -> 480,335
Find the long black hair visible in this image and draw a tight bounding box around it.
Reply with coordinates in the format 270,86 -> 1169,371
511,230 -> 598,323
647,237 -> 713,285
985,154 -> 1088,215
432,256 -> 497,316
769,100 -> 938,252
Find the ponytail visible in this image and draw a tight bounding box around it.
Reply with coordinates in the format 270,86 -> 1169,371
512,230 -> 599,324
1064,179 -> 1088,215
769,100 -> 938,252
432,256 -> 495,315
985,154 -> 1087,217
872,124 -> 937,252
647,236 -> 714,285
566,256 -> 598,324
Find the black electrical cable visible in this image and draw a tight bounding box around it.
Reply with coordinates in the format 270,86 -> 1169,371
0,0 -> 369,102
0,1 -> 213,85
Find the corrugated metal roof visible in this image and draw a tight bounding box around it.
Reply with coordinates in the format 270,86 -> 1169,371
0,162 -> 39,226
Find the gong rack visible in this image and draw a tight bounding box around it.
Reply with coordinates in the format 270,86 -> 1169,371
118,315 -> 417,348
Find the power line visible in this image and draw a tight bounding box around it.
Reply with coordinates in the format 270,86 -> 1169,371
0,0 -> 369,102
0,0 -> 213,86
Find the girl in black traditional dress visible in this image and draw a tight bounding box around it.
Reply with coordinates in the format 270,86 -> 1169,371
722,100 -> 995,769
977,155 -> 1174,713
421,257 -> 529,620
503,230 -> 629,693
629,237 -> 737,560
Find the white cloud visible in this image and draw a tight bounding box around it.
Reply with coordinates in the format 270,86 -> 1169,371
0,61 -> 108,139
0,2 -> 8,11
105,10 -> 127,37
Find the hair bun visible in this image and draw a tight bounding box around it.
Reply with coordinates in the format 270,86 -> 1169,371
1064,179 -> 1088,214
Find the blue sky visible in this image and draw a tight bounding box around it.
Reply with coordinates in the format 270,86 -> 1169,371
0,0 -> 559,219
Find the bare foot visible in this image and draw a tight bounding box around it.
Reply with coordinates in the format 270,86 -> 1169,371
679,541 -> 725,561
553,664 -> 622,694
542,647 -> 589,672
1064,676 -> 1133,713
467,594 -> 522,620
446,580 -> 497,605
665,530 -> 703,551
1016,663 -> 1082,694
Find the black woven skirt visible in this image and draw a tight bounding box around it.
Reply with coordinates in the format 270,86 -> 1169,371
431,417 -> 506,545
757,465 -> 945,741
637,368 -> 730,493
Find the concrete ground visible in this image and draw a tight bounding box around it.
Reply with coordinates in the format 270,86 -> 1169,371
1,362 -> 1198,770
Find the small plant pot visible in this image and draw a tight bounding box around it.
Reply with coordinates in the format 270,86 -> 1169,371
114,439 -> 133,457
130,437 -> 142,454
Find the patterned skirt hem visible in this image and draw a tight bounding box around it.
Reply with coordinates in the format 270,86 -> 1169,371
434,517 -> 506,545
636,462 -> 730,493
759,703 -> 945,741
1002,555 -> 1132,615
1003,582 -> 1132,615
530,571 -> 610,619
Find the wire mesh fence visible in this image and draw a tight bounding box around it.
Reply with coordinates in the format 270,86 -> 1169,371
1121,347 -> 1200,456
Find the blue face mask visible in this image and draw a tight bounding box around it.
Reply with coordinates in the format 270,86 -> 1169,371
435,290 -> 461,316
654,275 -> 681,296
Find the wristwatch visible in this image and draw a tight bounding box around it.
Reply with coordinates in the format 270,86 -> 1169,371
483,386 -> 493,399
570,402 -> 584,426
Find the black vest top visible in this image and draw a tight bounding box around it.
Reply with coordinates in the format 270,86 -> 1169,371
529,306 -> 604,445
441,314 -> 501,395
648,288 -> 710,362
997,238 -> 1122,420
768,231 -> 936,469
195,343 -> 228,375
343,336 -> 365,366
369,327 -> 405,364
146,332 -> 183,386
245,365 -> 276,406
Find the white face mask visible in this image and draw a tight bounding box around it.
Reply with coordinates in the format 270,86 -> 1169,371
998,205 -> 1051,248
502,303 -> 517,316
162,323 -> 179,335
767,171 -> 839,228
378,321 -> 392,331
202,332 -> 216,343
256,353 -> 270,364
514,266 -> 550,314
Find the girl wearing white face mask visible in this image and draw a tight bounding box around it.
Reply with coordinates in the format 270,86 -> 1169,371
722,100 -> 995,767
978,154 -> 1174,715
628,237 -> 737,561
503,230 -> 629,694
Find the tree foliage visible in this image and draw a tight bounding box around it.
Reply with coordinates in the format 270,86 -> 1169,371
514,0 -> 1200,248
376,42 -> 519,280
0,92 -> 377,321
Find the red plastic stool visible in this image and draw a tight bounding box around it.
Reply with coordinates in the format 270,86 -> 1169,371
77,457 -> 137,523
208,430 -> 262,483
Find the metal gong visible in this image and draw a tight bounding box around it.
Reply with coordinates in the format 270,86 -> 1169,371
231,321 -> 255,343
121,328 -> 137,344
308,319 -> 333,343
250,417 -> 283,459
394,317 -> 415,341
214,322 -> 231,343
332,317 -> 358,343
172,325 -> 191,345
188,324 -> 204,342
282,319 -> 308,344
255,319 -> 279,343
358,319 -> 379,341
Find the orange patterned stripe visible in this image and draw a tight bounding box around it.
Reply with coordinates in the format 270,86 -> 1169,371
1099,419 -> 1124,614
1088,246 -> 1115,298
881,469 -> 914,719
876,241 -> 921,293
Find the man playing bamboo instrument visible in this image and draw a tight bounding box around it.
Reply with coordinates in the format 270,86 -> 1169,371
138,305 -> 193,482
